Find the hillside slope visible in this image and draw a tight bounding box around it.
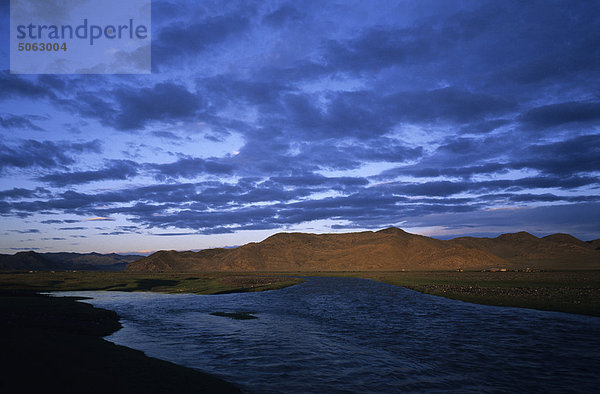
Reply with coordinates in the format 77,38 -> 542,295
127,228 -> 600,272
450,232 -> 600,270
127,228 -> 509,272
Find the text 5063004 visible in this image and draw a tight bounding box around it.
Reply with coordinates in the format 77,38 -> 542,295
18,42 -> 67,52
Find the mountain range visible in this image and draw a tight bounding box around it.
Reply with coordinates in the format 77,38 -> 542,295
0,251 -> 140,272
126,228 -> 600,272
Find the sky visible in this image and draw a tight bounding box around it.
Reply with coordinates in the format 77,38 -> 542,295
0,0 -> 599,254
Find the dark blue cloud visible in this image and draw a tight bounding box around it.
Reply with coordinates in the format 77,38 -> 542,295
112,83 -> 200,130
490,1 -> 600,87
68,140 -> 103,154
377,176 -> 599,198
243,86 -> 516,145
0,187 -> 48,200
9,229 -> 40,234
0,139 -> 101,172
0,72 -> 56,101
383,87 -> 517,124
149,157 -> 234,180
270,174 -> 368,188
519,134 -> 600,176
378,162 -> 509,180
151,130 -> 185,141
378,131 -> 600,183
262,3 -> 303,26
460,119 -> 511,134
38,160 -> 139,186
61,81 -> 200,131
519,101 -> 600,130
152,232 -> 199,236
0,114 -> 44,131
153,13 -> 252,68
99,231 -> 129,236
323,26 -> 437,74
199,76 -> 291,108
505,194 -> 600,203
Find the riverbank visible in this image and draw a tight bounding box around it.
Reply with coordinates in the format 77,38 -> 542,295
4,269 -> 598,316
21,275 -> 596,393
351,271 -> 600,316
4,270 -> 598,316
0,290 -> 241,393
0,272 -> 304,393
1,271 -> 598,392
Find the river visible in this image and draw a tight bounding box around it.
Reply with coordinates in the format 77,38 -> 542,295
57,277 -> 600,393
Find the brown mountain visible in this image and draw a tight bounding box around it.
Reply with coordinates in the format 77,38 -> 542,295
585,239 -> 600,251
450,231 -> 600,270
127,227 -> 600,273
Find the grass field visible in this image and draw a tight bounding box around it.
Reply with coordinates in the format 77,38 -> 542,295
0,271 -> 304,294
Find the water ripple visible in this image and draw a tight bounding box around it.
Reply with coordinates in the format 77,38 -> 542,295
58,277 -> 600,393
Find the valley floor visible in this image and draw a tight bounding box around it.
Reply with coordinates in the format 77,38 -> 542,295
2,270 -> 597,316
1,270 -> 598,392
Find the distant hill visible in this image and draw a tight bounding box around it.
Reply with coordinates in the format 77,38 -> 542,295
0,251 -> 140,272
127,227 -> 599,272
587,239 -> 600,251
450,232 -> 600,270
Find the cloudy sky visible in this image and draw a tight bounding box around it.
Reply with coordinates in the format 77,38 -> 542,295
1,0 -> 599,254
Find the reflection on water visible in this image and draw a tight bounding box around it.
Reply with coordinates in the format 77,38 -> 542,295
58,277 -> 600,393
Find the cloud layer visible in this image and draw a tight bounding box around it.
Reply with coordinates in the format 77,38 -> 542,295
0,0 -> 599,252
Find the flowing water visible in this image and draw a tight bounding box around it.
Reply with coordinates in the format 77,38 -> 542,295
57,277 -> 600,393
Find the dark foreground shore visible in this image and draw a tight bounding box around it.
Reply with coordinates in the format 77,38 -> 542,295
0,290 -> 240,394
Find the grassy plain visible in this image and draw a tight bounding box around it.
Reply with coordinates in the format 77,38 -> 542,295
348,270 -> 600,316
0,271 -> 304,294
